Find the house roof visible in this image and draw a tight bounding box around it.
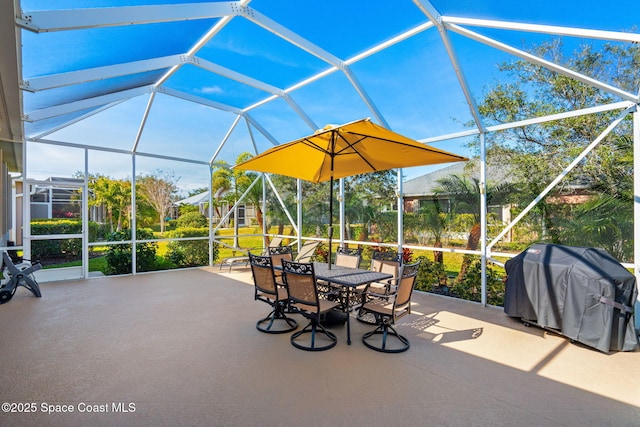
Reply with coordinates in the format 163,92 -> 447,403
404,163 -> 466,197
403,161 -> 513,197
175,190 -> 210,206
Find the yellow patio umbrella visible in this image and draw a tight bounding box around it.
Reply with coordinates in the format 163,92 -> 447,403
234,118 -> 468,265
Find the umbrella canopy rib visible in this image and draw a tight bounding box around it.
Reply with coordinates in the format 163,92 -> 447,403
346,131 -> 460,153
335,134 -> 376,172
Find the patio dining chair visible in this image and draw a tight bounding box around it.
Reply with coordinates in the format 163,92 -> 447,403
359,261 -> 420,353
249,253 -> 297,334
318,246 -> 363,300
356,250 -> 402,323
293,240 -> 320,263
282,260 -> 340,351
335,246 -> 362,268
267,246 -> 293,284
366,250 -> 403,293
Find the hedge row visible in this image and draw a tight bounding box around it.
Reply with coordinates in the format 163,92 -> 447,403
165,227 -> 218,267
30,219 -> 100,259
104,228 -> 158,274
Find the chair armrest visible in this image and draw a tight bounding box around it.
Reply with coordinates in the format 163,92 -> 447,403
362,286 -> 393,302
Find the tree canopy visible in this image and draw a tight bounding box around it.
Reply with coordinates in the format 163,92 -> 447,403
473,39 -> 638,261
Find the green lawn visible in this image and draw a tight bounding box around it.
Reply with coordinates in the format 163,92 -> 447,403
215,228 -> 476,277
42,255 -> 108,272
41,226 -> 482,277
215,226 -> 278,260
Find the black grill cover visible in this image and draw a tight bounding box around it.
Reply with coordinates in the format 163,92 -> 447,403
504,243 -> 639,353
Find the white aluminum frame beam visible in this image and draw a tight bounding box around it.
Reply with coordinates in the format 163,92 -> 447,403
24,86 -> 154,122
414,0 -> 488,306
420,101 -> 635,144
448,24 -> 639,103
443,16 -> 640,44
413,0 -> 485,132
240,6 -> 342,68
346,22 -> 435,65
264,174 -> 298,235
488,105 -> 635,249
210,115 -> 243,165
242,20 -> 435,114
131,92 -> 156,153
342,67 -> 388,127
211,174 -> 261,235
32,101 -> 127,139
152,0 -> 255,88
22,55 -> 186,92
245,113 -> 259,153
31,138 -> 209,166
193,57 -> 282,96
192,57 -> 317,129
18,2 -> 239,33
241,5 -> 388,126
242,114 -> 280,146
158,87 -> 243,114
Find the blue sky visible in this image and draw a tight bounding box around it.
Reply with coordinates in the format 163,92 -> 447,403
19,0 -> 640,194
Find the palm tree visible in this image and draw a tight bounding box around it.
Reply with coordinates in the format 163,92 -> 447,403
212,154 -> 269,244
558,136 -> 633,261
234,153 -> 265,232
418,199 -> 448,264
211,160 -> 232,223
434,174 -> 513,283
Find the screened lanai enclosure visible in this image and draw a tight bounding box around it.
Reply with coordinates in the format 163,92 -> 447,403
1,1 -> 639,324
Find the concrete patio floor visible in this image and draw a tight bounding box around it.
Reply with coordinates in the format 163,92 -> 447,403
0,266 -> 638,427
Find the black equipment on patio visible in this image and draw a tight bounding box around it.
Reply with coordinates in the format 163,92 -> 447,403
1,251 -> 42,304
504,243 -> 639,353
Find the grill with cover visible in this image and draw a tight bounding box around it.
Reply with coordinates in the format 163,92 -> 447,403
504,243 -> 639,353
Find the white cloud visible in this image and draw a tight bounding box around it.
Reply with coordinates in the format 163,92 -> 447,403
198,86 -> 224,94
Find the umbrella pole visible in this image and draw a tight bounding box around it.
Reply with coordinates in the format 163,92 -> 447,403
328,175 -> 333,269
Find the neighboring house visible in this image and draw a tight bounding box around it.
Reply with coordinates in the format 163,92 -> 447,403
403,162 -> 469,205
403,162 -> 513,241
30,177 -> 103,223
10,176 -> 102,246
173,190 -> 257,227
403,161 -> 512,221
172,191 -> 211,219
403,161 -> 595,242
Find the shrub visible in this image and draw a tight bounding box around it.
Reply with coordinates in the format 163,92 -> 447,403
313,242 -> 328,263
30,219 -> 100,260
414,255 -> 448,292
373,211 -> 398,242
31,218 -> 82,235
90,222 -> 109,242
176,212 -> 207,228
301,223 -> 324,237
105,228 -> 157,275
450,258 -> 505,306
165,227 -> 217,267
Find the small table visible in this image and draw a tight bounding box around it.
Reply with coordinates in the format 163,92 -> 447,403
311,262 -> 393,345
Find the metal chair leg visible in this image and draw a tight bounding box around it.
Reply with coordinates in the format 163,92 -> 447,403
290,320 -> 337,351
256,304 -> 298,334
362,323 -> 410,353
